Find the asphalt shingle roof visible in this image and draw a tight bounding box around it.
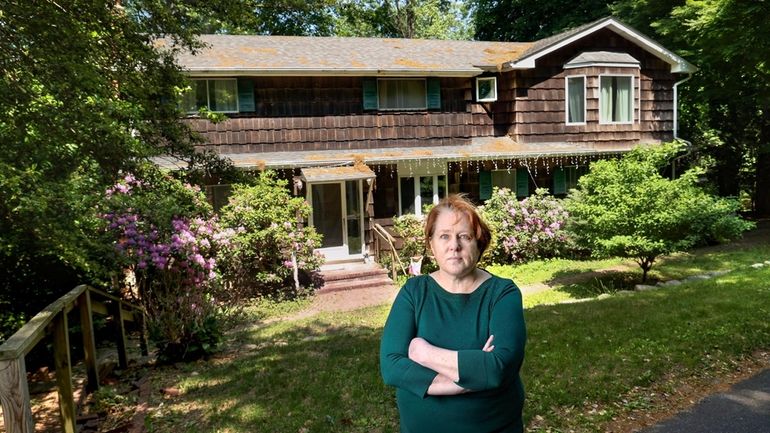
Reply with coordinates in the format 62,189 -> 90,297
167,35 -> 533,75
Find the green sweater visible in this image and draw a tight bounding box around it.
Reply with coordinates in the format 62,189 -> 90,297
380,274 -> 527,433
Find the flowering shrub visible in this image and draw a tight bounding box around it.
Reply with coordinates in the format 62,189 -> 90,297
99,167 -> 235,362
480,187 -> 570,264
218,171 -> 324,298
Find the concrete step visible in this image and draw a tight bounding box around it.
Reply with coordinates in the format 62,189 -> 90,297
321,267 -> 389,283
317,277 -> 395,294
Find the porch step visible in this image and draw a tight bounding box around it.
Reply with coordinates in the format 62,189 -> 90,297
317,263 -> 395,294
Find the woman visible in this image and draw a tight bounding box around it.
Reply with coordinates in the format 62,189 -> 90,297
380,194 -> 527,433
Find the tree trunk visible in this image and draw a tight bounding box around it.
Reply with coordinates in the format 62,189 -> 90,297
754,122 -> 770,216
714,143 -> 742,197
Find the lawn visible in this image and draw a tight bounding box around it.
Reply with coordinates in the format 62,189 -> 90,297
97,231 -> 770,433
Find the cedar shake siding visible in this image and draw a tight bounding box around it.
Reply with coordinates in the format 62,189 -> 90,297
184,76 -> 496,154
510,28 -> 676,147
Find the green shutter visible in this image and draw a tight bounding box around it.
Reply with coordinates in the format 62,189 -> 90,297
427,77 -> 441,110
479,170 -> 492,200
362,78 -> 378,110
516,169 -> 529,198
553,167 -> 566,195
237,78 -> 255,112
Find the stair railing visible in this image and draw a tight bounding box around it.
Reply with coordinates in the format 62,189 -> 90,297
372,223 -> 407,280
0,285 -> 147,433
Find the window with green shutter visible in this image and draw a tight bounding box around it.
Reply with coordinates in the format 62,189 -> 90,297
182,78 -> 238,113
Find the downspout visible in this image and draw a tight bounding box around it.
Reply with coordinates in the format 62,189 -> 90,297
672,74 -> 693,178
673,74 -> 692,140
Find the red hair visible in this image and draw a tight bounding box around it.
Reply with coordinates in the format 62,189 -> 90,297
424,194 -> 492,261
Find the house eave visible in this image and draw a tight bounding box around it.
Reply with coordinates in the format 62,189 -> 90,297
183,67 -> 485,78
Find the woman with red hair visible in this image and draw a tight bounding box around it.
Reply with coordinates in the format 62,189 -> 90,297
380,194 -> 527,433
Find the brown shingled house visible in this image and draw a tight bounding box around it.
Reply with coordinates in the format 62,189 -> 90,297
162,16 -> 696,262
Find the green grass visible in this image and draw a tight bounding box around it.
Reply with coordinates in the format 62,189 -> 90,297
121,233 -> 770,433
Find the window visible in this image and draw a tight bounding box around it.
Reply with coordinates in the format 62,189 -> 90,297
378,79 -> 427,110
476,77 -> 497,102
399,175 -> 446,216
565,76 -> 586,124
183,79 -> 238,113
599,75 -> 633,124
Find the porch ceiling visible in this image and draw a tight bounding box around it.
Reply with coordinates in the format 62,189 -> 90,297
154,137 -> 644,171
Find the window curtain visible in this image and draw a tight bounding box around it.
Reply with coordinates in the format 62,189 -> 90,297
600,77 -> 613,122
567,77 -> 585,123
615,77 -> 631,122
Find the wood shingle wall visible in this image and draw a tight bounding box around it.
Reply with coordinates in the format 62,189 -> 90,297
185,77 -> 496,154
510,28 -> 676,147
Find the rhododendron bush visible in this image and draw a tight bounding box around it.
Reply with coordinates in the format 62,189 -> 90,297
480,187 -> 570,264
218,171 -> 324,298
99,167 -> 235,362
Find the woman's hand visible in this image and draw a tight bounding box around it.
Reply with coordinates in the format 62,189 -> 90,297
482,335 -> 495,352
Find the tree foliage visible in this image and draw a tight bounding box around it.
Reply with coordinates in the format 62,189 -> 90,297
565,143 -> 752,282
336,0 -> 474,39
472,0 -> 611,41
0,0 -> 240,340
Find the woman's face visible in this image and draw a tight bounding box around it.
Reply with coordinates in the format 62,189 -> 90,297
429,210 -> 480,279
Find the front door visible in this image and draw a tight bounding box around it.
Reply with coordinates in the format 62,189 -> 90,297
309,180 -> 364,261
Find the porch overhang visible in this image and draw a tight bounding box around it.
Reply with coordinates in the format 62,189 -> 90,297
153,137 -> 646,171
300,165 -> 376,183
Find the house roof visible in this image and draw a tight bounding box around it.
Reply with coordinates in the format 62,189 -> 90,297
154,136 -> 644,171
507,16 -> 696,73
166,16 -> 695,76
166,35 -> 532,77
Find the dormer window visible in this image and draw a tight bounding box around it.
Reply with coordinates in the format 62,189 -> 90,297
476,77 -> 497,102
565,76 -> 586,124
600,75 -> 634,124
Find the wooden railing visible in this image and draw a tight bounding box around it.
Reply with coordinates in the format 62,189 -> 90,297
0,285 -> 147,433
372,223 -> 407,280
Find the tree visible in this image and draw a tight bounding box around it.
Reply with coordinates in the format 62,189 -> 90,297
565,143 -> 752,283
335,0 -> 474,39
472,0 -> 611,41
0,0 -> 241,340
198,0 -> 339,35
613,0 -> 770,215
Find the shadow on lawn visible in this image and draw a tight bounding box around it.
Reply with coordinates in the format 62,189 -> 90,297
547,269 -> 651,298
152,315 -> 400,433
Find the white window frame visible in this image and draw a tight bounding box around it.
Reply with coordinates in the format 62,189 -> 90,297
185,78 -> 239,114
565,75 -> 587,125
598,74 -> 635,125
397,173 -> 447,216
377,78 -> 427,111
476,76 -> 498,102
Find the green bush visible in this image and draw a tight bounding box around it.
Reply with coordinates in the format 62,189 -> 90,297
391,213 -> 440,275
565,143 -> 753,282
218,171 -> 324,298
